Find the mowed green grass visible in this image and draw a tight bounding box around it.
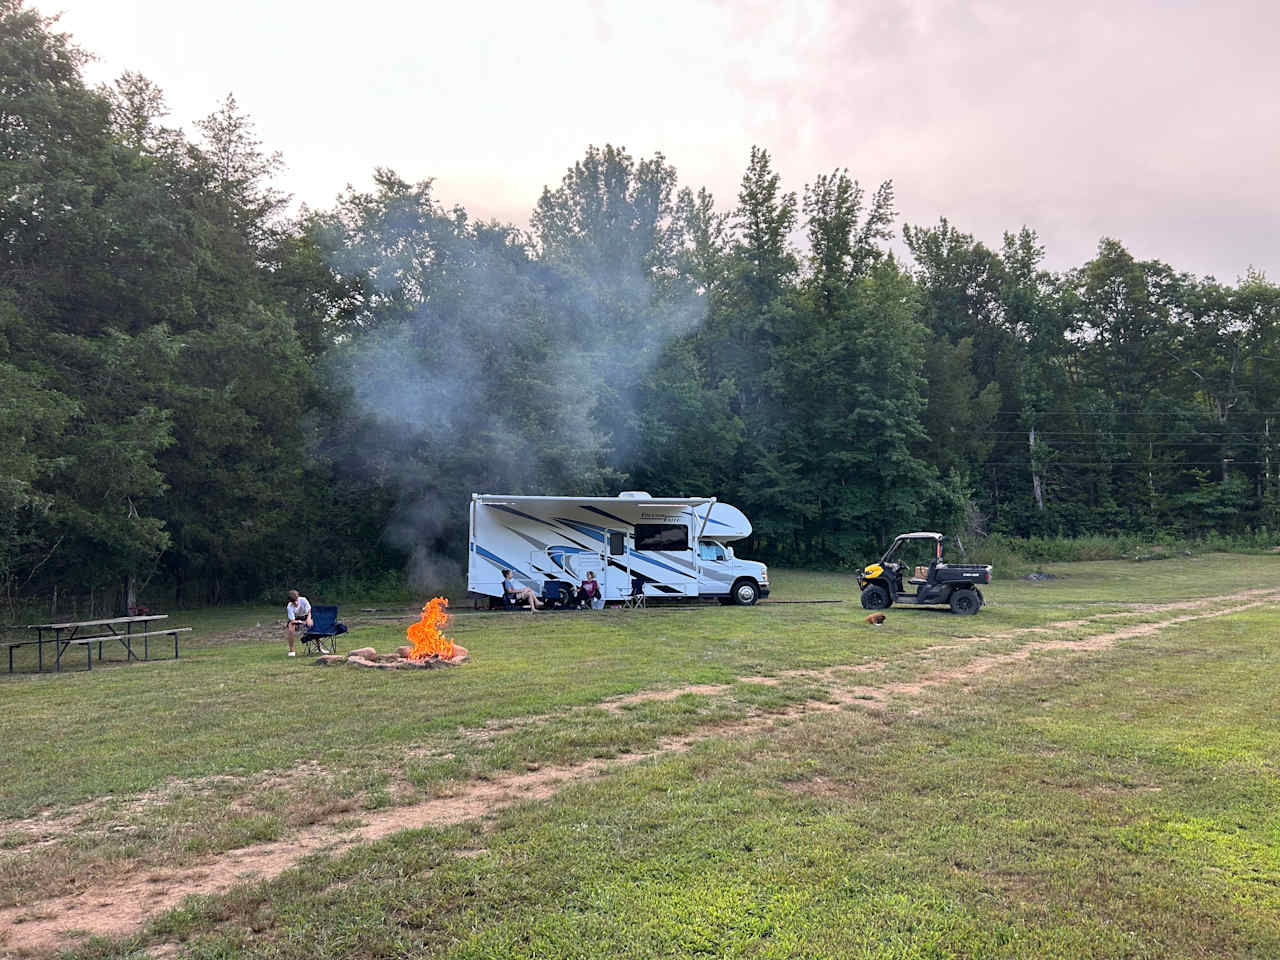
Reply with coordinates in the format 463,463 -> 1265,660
0,557 -> 1264,816
2,555 -> 1279,958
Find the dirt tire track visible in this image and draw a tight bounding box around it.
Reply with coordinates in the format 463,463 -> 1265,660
601,587 -> 1280,713
4,588 -> 1277,956
847,592 -> 1280,702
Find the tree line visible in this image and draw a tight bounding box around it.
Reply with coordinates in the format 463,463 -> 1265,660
3,2 -> 1278,613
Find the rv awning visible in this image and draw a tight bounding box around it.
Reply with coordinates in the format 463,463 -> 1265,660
474,494 -> 715,505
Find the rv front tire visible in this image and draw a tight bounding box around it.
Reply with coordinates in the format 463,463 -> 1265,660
732,579 -> 760,605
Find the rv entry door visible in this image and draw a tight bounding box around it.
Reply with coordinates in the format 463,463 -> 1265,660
565,538 -> 616,600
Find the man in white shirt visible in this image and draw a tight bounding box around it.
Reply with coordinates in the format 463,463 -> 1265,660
285,589 -> 313,657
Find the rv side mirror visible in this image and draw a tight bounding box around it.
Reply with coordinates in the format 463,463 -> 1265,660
609,532 -> 625,556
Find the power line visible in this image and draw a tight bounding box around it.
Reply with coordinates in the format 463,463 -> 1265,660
993,412 -> 1280,414
990,431 -> 1265,437
980,460 -> 1265,467
993,410 -> 1280,416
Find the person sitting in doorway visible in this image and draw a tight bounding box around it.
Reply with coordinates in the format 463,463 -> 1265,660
576,571 -> 601,609
285,589 -> 313,657
502,569 -> 543,612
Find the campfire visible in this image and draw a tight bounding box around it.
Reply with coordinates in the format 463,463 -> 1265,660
406,596 -> 454,660
313,596 -> 468,669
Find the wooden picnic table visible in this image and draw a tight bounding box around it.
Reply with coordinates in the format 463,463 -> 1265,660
10,614 -> 187,673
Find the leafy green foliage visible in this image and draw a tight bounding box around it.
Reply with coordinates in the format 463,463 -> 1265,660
2,2 -> 1279,613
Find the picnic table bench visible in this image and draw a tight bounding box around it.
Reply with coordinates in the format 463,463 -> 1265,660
5,615 -> 190,673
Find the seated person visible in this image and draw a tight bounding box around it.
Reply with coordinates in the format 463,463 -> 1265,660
575,570 -> 601,608
284,588 -> 313,657
502,569 -> 543,612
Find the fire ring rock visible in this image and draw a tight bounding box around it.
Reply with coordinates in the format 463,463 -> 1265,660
311,642 -> 470,669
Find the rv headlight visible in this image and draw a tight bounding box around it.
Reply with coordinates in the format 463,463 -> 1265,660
760,566 -> 768,582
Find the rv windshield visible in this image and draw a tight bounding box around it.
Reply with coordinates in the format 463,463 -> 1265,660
698,541 -> 726,561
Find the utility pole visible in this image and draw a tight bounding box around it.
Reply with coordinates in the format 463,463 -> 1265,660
1266,417 -> 1275,523
1030,426 -> 1044,512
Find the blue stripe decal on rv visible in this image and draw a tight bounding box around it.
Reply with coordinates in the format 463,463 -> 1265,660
472,545 -> 528,578
705,515 -> 731,526
547,545 -> 592,570
557,519 -> 606,542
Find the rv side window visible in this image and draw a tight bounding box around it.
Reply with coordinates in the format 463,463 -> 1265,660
608,531 -> 625,556
634,523 -> 689,551
698,542 -> 726,561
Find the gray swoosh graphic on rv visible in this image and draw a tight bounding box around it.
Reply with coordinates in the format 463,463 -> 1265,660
699,570 -> 736,583
505,526 -> 550,553
651,550 -> 697,571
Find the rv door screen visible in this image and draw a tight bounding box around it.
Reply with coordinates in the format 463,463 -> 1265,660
634,524 -> 689,551
608,531 -> 625,556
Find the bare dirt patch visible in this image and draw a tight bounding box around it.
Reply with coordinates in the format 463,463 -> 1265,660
4,588 -> 1277,956
781,776 -> 875,802
603,682 -> 746,713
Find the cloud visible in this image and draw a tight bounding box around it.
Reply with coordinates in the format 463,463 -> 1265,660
35,0 -> 1280,279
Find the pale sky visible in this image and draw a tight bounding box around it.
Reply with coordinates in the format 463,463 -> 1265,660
32,0 -> 1280,281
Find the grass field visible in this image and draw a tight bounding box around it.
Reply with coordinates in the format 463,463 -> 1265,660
1,555 -> 1278,958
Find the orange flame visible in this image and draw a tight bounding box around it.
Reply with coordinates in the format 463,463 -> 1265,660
406,596 -> 455,661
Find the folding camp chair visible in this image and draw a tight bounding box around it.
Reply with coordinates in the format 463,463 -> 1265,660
542,580 -> 572,610
300,605 -> 347,655
621,577 -> 646,610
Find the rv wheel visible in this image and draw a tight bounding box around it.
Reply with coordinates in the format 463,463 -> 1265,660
732,579 -> 760,605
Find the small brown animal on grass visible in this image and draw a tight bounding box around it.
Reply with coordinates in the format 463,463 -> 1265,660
865,613 -> 886,625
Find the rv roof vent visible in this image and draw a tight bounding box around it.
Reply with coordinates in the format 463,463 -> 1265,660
618,490 -> 651,499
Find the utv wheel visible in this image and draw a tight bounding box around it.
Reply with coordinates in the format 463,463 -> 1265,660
732,579 -> 760,605
949,589 -> 981,615
860,584 -> 890,610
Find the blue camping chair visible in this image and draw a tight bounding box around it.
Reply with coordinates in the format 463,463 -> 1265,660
500,584 -> 541,610
542,580 -> 572,610
300,605 -> 347,655
621,577 -> 646,610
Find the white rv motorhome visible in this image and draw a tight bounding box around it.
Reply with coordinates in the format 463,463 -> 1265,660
467,492 -> 769,606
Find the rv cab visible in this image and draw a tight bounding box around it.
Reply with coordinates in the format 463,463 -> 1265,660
698,541 -> 727,561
